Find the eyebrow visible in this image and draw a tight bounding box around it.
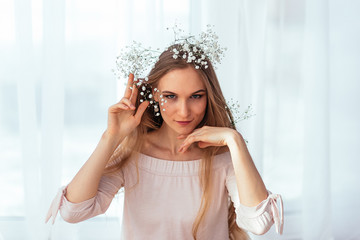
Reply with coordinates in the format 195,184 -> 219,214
161,89 -> 206,95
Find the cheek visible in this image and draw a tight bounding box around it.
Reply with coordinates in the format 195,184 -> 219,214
193,99 -> 207,115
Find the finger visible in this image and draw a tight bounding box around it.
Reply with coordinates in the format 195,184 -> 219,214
129,81 -> 139,105
109,102 -> 130,112
124,73 -> 134,99
179,135 -> 201,152
134,100 -> 149,121
121,98 -> 136,109
198,141 -> 212,148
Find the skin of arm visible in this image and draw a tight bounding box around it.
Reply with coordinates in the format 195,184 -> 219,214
178,126 -> 269,207
226,130 -> 268,207
64,131 -> 122,203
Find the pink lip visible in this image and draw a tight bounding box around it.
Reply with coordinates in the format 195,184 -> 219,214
176,121 -> 192,125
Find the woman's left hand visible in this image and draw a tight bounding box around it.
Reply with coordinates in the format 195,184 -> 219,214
177,126 -> 238,153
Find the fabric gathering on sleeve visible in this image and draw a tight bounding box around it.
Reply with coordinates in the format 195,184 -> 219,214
45,169 -> 125,225
225,164 -> 284,235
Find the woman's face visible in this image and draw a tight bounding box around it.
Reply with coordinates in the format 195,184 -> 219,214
156,66 -> 207,135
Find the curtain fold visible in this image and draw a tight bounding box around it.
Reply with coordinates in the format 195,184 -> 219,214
14,0 -> 42,238
40,0 -> 65,239
302,0 -> 332,239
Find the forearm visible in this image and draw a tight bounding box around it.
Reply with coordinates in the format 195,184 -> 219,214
65,131 -> 123,203
227,130 -> 268,207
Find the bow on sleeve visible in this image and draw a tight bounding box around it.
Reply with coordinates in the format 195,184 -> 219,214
268,192 -> 284,234
45,186 -> 67,224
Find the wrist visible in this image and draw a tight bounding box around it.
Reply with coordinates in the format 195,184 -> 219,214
226,129 -> 245,148
102,130 -> 123,150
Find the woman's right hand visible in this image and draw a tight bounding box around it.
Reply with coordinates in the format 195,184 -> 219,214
106,73 -> 149,142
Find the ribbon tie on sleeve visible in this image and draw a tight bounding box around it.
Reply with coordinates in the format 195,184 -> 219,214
268,193 -> 284,234
45,186 -> 67,224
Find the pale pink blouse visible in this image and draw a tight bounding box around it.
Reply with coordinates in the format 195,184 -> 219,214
45,151 -> 284,239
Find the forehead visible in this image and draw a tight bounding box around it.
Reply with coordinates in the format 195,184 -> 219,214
158,66 -> 206,93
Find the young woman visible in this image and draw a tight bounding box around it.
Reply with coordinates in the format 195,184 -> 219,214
46,44 -> 284,240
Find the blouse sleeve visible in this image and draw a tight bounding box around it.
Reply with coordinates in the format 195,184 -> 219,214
225,164 -> 284,235
45,169 -> 125,224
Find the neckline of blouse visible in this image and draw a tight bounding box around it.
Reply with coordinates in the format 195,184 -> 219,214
132,151 -> 231,176
137,150 -> 229,162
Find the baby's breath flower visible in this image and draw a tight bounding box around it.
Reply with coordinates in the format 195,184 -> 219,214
167,24 -> 226,70
225,99 -> 256,126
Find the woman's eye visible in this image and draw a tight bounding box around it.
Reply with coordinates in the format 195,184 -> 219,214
191,95 -> 203,99
164,94 -> 203,100
165,95 -> 175,99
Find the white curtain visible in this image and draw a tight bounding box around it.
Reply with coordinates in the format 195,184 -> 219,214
1,0 -> 359,239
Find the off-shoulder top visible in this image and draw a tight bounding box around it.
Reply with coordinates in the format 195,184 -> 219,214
45,151 -> 284,239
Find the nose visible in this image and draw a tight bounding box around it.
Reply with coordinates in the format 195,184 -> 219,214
178,99 -> 190,118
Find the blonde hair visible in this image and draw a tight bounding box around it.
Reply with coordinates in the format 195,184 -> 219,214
105,44 -> 249,240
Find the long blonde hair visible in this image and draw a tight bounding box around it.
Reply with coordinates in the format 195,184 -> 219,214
105,44 -> 249,240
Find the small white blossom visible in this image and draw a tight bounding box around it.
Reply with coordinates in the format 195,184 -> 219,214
226,99 -> 255,126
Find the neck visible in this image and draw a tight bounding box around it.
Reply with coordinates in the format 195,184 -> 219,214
156,123 -> 194,155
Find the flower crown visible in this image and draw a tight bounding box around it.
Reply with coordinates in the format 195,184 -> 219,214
113,24 -> 254,127
114,24 -> 227,81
